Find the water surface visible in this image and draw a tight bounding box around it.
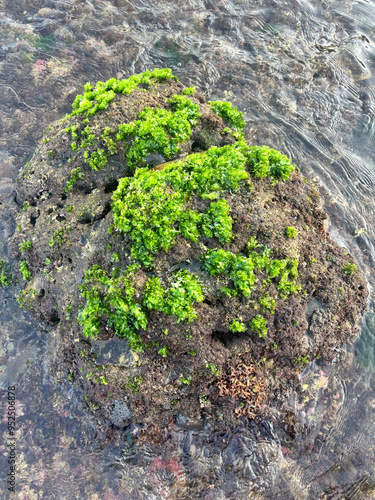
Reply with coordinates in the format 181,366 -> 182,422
1,0 -> 375,498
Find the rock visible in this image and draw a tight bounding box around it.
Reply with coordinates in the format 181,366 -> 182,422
0,177 -> 14,194
106,399 -> 132,427
5,68 -> 368,433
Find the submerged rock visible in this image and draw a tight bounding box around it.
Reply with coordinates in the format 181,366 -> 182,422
6,68 -> 367,436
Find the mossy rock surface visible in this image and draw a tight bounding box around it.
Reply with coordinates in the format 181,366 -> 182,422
9,69 -> 368,435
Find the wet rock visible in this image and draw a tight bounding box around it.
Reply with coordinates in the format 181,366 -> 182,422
0,177 -> 14,194
107,399 -> 132,427
5,69 -> 368,437
91,337 -> 135,367
175,414 -> 205,431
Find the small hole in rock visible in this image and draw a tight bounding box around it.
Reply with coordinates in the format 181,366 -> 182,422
104,178 -> 119,193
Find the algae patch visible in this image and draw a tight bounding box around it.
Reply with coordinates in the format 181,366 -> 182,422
8,68 -> 368,434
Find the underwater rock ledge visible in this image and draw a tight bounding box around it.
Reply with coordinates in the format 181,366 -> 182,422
5,68 -> 368,436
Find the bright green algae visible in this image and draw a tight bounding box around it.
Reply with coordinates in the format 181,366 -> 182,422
78,265 -> 204,350
209,100 -> 246,132
80,140 -> 299,348
53,69 -> 301,351
112,143 -> 250,266
63,71 -> 203,183
116,93 -> 201,169
0,259 -> 12,287
70,68 -> 177,118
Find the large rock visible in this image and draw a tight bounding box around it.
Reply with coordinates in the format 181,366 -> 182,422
7,69 -> 367,436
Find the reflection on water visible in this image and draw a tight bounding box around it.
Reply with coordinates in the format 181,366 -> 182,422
1,0 -> 375,497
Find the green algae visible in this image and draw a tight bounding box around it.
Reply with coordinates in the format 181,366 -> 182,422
19,260 -> 31,281
343,261 -> 357,276
78,264 -> 204,350
229,319 -> 247,333
285,226 -> 298,238
247,145 -> 295,181
112,143 -> 249,266
250,314 -> 268,338
18,240 -> 32,252
209,100 -> 246,131
116,93 -> 201,169
71,68 -> 177,118
65,166 -> 84,192
201,240 -> 301,307
0,259 -> 12,287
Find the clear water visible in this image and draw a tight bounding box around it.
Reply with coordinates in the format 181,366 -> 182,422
1,0 -> 375,497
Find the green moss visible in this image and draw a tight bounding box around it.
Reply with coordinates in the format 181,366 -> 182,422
209,100 -> 245,131
285,226 -> 298,238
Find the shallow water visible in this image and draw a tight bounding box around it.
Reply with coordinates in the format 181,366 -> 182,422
1,0 -> 375,497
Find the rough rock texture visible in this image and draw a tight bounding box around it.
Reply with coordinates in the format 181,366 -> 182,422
7,72 -> 368,438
